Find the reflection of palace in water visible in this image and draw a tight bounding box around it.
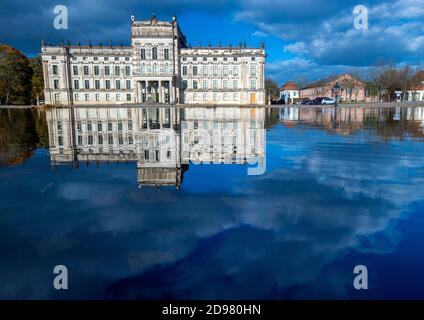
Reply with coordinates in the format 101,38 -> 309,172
46,106 -> 265,188
279,106 -> 424,136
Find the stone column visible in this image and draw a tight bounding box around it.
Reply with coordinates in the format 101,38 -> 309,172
170,81 -> 175,104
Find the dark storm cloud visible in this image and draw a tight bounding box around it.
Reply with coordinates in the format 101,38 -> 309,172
0,0 -> 422,78
0,0 -> 231,55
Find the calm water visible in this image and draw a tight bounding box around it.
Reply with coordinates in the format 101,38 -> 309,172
1,105 -> 424,299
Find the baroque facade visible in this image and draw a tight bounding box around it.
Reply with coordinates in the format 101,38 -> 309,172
41,14 -> 266,106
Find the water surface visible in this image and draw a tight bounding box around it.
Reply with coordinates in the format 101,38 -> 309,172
1,105 -> 424,299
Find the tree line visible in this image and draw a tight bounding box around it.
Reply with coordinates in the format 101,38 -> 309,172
0,44 -> 44,106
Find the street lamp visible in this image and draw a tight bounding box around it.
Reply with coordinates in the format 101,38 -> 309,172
332,82 -> 341,107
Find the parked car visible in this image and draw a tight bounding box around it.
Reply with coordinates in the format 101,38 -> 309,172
296,98 -> 310,105
311,97 -> 335,105
312,97 -> 324,105
321,97 -> 336,105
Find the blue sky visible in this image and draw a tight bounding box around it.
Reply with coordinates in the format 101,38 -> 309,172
1,0 -> 423,84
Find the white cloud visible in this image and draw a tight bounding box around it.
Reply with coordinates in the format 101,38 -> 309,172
252,30 -> 269,37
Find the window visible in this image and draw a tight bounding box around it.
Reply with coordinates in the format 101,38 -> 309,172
203,66 -> 208,76
250,65 -> 256,76
233,93 -> 238,101
88,135 -> 93,145
83,66 -> 89,75
129,135 -> 133,145
114,66 -> 120,76
152,47 -> 157,60
95,80 -> 100,90
73,65 -> 78,75
52,65 -> 58,75
140,48 -> 146,60
125,66 -> 130,76
108,122 -> 112,131
233,66 -> 239,76
58,136 -> 63,146
223,66 -> 228,76
105,80 -> 110,89
126,80 -> 131,90
182,80 -> 188,88
53,79 -> 59,89
213,93 -> 218,101
234,57 -> 238,62
125,57 -> 129,61
84,80 -> 89,89
95,93 -> 100,101
233,80 -> 238,89
153,65 -> 158,75
223,80 -> 228,90
115,80 -> 121,89
94,66 -> 99,75
193,80 -> 198,89
116,93 -> 121,101
164,64 -> 169,75
213,57 -> 217,61
164,48 -> 169,60
182,66 -> 187,76
203,80 -> 208,89
224,93 -> 229,101
128,121 -> 133,131
193,66 -> 198,76
115,57 -> 119,61
250,79 -> 256,89
98,135 -> 103,145
106,93 -> 110,101
87,121 -> 92,131
213,66 -> 218,76
251,57 -> 256,61
126,93 -> 131,101
213,80 -> 218,90
85,93 -> 89,101
118,122 -> 123,131
104,66 -> 110,75
74,80 -> 79,89
98,122 -> 102,131
108,134 -> 113,144
74,93 -> 79,101
203,93 -> 207,101
78,135 -> 82,145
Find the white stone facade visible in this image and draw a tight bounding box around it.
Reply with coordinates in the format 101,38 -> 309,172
41,15 -> 266,106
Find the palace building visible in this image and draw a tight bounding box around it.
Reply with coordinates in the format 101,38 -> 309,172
41,14 -> 266,106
